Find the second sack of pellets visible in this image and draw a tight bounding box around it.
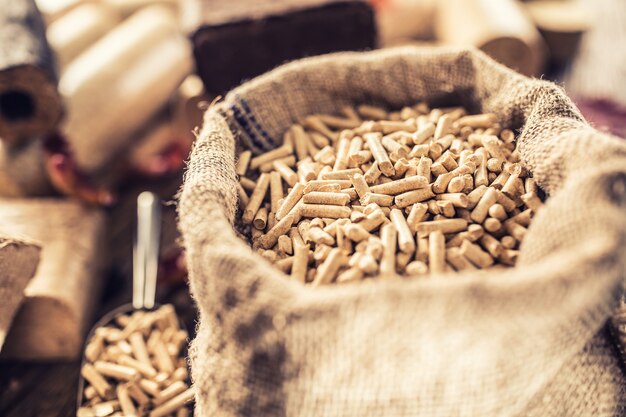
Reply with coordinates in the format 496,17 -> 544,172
236,104 -> 545,285
79,305 -> 193,417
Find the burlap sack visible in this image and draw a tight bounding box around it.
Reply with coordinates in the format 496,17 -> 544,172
179,47 -> 626,416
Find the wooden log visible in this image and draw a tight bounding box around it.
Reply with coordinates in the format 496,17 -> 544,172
0,198 -> 106,359
0,0 -> 63,144
435,0 -> 547,76
0,237 -> 41,350
0,133 -> 117,205
46,3 -> 121,71
59,5 -> 193,174
0,138 -> 53,197
170,74 -> 209,144
524,0 -> 590,67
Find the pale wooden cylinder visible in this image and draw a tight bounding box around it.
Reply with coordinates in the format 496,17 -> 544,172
0,237 -> 41,351
46,3 -> 121,71
435,0 -> 546,76
102,0 -> 180,18
0,199 -> 106,359
60,5 -> 193,173
35,0 -> 87,23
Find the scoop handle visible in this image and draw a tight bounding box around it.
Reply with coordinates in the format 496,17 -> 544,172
133,191 -> 161,309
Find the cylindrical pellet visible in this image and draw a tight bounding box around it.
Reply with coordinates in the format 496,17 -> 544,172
447,176 -> 465,193
351,173 -> 370,198
470,187 -> 498,223
291,242 -> 309,283
488,203 -> 507,221
348,136 -> 364,166
483,217 -> 502,233
521,191 -> 543,211
273,159 -> 298,187
242,173 -> 270,224
467,185 -> 488,209
259,214 -> 295,249
312,248 -> 347,286
434,114 -> 452,140
395,187 -> 436,208
259,155 -> 296,172
307,227 -> 335,246
474,148 -> 489,187
344,224 -> 371,242
359,209 -> 387,232
303,180 -> 351,193
300,204 -> 351,219
446,247 -> 477,271
291,125 -> 309,161
428,230 -> 445,273
456,113 -> 498,128
480,234 -> 504,257
510,209 -> 532,227
148,388 -> 194,417
269,171 -> 283,214
460,240 -> 494,268
94,361 -> 139,382
369,175 -> 429,195
253,207 -> 268,230
249,145 -> 293,170
416,219 -> 468,235
302,191 -> 351,206
298,161 -> 317,182
235,150 -> 252,176
405,260 -> 428,275
333,135 -> 351,170
321,168 -> 362,180
240,176 -> 256,191
416,156 -> 432,181
364,161 -> 382,184
504,219 -> 527,241
390,209 -> 415,253
361,192 -> 394,207
406,203 -> 428,233
379,223 -> 397,276
412,123 -> 435,144
314,146 -> 336,165
117,384 -> 138,416
436,193 -> 469,208
81,363 -> 114,400
365,132 -> 395,176
276,182 -> 304,220
118,355 -> 157,379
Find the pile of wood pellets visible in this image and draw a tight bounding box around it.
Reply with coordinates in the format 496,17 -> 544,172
78,305 -> 192,417
237,104 -> 544,285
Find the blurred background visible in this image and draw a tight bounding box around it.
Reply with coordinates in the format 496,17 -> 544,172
0,0 -> 624,415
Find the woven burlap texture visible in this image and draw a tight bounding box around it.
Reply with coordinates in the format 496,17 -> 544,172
179,47 -> 626,417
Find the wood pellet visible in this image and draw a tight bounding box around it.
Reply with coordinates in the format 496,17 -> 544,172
78,305 -> 193,417
237,104 -> 545,285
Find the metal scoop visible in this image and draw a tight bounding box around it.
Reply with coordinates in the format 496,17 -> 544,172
77,192 -> 193,417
